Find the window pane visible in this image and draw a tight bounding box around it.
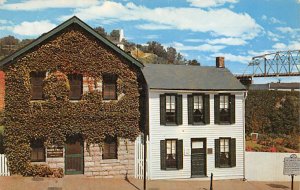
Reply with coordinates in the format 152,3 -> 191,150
103,74 -> 117,100
30,140 -> 45,162
103,137 -> 117,159
30,72 -> 45,100
166,141 -> 171,154
166,140 -> 177,168
68,74 -> 83,100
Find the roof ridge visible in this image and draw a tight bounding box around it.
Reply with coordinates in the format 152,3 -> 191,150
0,16 -> 143,68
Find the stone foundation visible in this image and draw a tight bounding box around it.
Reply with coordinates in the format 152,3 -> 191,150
45,138 -> 135,178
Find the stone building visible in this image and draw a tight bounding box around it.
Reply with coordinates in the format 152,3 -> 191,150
0,16 -> 146,178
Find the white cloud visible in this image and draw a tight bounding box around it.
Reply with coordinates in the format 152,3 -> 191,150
185,39 -> 204,42
0,0 -> 98,10
261,15 -> 267,20
12,20 -> 56,36
269,17 -> 283,24
206,37 -> 247,45
169,42 -> 225,52
272,41 -> 300,50
261,15 -> 284,24
61,1 -> 262,40
272,43 -> 286,49
276,27 -> 300,39
266,31 -> 282,42
0,0 -> 6,5
144,35 -> 159,39
0,19 -> 11,24
187,0 -> 238,8
211,53 -> 251,64
136,24 -> 174,30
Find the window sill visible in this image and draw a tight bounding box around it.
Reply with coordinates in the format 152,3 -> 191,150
69,100 -> 82,102
30,100 -> 45,102
218,122 -> 232,125
192,122 -> 206,125
218,165 -> 232,168
165,123 -> 179,126
102,99 -> 118,103
100,159 -> 119,164
165,168 -> 179,171
31,161 -> 46,164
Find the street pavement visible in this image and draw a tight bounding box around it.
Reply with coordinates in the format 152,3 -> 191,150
0,176 -> 299,190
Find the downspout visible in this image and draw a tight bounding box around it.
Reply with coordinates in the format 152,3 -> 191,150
243,91 -> 248,181
143,82 -> 149,190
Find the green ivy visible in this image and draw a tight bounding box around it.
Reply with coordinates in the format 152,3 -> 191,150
246,90 -> 299,135
3,25 -> 144,175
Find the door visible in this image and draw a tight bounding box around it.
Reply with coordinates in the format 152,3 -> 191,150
191,138 -> 206,177
65,139 -> 84,175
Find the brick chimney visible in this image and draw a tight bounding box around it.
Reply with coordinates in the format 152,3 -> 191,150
216,57 -> 225,68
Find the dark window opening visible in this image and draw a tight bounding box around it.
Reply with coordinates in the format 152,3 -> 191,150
30,140 -> 45,162
166,139 -> 177,169
166,95 -> 176,124
30,71 -> 46,100
102,137 -> 117,159
220,138 -> 230,167
103,74 -> 117,100
68,74 -> 83,100
193,95 -> 204,123
219,95 -> 230,123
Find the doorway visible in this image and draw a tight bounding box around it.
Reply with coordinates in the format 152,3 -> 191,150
191,138 -> 206,177
65,136 -> 84,175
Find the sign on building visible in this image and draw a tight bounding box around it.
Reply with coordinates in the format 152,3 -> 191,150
283,154 -> 300,175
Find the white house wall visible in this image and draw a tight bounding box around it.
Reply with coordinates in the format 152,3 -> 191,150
148,90 -> 245,180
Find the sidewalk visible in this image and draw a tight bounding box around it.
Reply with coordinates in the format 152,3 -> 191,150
0,176 -> 299,190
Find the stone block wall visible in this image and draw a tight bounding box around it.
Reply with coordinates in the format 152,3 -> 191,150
44,137 -> 135,178
84,138 -> 135,178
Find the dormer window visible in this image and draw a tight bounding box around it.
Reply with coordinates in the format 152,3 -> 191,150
103,74 -> 117,100
68,74 -> 83,100
30,71 -> 46,100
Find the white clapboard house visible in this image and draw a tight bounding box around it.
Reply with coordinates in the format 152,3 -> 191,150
142,57 -> 247,179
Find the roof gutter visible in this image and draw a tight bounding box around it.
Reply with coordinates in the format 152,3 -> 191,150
148,89 -> 247,93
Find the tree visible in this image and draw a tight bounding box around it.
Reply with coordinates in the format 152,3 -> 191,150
94,27 -> 107,37
110,30 -> 120,38
166,47 -> 177,64
187,59 -> 200,66
147,41 -> 167,59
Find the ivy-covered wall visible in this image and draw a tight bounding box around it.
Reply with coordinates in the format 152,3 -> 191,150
2,24 -> 145,175
246,90 -> 299,135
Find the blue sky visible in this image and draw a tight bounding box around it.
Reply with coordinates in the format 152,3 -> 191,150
0,0 -> 299,84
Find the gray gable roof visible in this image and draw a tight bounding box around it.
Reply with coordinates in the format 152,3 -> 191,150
142,64 -> 246,91
0,16 -> 143,68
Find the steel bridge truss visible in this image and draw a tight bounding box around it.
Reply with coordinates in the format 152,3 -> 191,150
242,50 -> 300,77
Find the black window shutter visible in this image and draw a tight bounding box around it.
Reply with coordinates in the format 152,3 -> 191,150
176,95 -> 182,125
187,95 -> 193,124
176,139 -> 183,170
230,95 -> 235,124
230,138 -> 236,167
160,94 -> 166,125
215,139 -> 220,168
160,140 -> 166,170
214,95 -> 220,124
204,94 -> 210,124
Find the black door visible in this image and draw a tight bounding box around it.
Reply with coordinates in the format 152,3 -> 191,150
191,138 -> 206,177
65,137 -> 84,175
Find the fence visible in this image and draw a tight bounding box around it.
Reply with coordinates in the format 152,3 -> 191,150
0,154 -> 10,176
245,152 -> 300,181
134,134 -> 150,179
